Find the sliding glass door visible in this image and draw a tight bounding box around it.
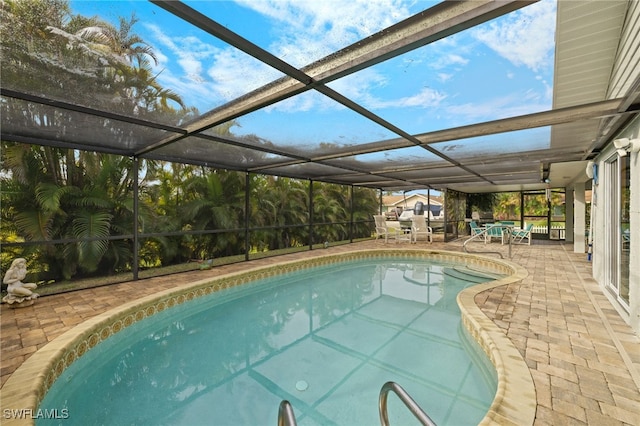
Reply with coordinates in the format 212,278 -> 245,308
620,156 -> 630,306
603,154 -> 630,308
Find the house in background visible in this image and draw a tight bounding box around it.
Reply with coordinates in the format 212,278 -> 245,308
382,193 -> 444,220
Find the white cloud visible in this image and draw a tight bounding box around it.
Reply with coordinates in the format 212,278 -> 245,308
365,87 -> 447,110
228,0 -> 417,113
326,69 -> 447,111
177,58 -> 203,82
145,1 -> 418,113
328,69 -> 387,99
142,0 -> 555,121
144,23 -> 282,109
236,0 -> 413,67
205,49 -> 280,100
153,49 -> 169,69
144,25 -> 216,94
437,73 -> 453,83
430,53 -> 469,70
471,0 -> 556,72
538,76 -> 553,100
146,25 -> 218,81
264,90 -> 332,113
395,87 -> 447,108
445,91 -> 549,123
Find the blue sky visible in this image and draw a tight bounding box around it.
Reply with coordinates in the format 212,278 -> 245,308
70,0 -> 556,149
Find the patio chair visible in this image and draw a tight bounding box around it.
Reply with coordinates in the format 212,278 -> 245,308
622,228 -> 630,251
411,215 -> 433,243
499,221 -> 515,244
470,221 -> 483,238
485,223 -> 504,243
375,215 -> 410,243
512,223 -> 533,245
374,215 -> 393,242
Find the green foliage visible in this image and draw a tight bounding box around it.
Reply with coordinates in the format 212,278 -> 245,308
72,211 -> 112,272
467,193 -> 496,215
1,141 -> 380,281
493,192 -> 521,220
250,176 -> 309,250
0,0 -> 381,284
484,191 -> 565,222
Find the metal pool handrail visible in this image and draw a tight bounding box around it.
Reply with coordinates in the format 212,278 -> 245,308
278,400 -> 298,426
379,381 -> 437,426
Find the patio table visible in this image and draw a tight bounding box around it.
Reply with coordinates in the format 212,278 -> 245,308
483,223 -> 515,244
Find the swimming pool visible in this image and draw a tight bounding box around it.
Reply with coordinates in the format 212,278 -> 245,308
3,249 -> 535,426
37,256 -> 502,425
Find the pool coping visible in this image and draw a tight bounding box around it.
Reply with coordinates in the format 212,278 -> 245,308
0,249 -> 533,425
457,260 -> 534,425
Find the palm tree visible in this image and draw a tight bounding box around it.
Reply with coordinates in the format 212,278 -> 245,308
180,169 -> 246,259
313,183 -> 349,243
2,143 -> 132,278
251,176 -> 309,250
1,0 -> 197,279
100,13 -> 157,67
493,192 -> 520,220
352,186 -> 379,238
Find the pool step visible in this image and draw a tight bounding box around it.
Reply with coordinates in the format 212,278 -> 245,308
444,266 -> 503,283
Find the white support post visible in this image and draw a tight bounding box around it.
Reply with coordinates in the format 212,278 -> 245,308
573,181 -> 586,253
565,185 -> 574,243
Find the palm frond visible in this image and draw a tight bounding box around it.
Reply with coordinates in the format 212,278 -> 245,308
72,195 -> 113,209
72,211 -> 112,272
14,210 -> 54,241
74,26 -> 110,44
35,182 -> 74,213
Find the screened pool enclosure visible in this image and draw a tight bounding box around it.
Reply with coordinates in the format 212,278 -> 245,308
1,0 -> 638,292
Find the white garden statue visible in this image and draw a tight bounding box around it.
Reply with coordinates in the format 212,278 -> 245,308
3,258 -> 39,307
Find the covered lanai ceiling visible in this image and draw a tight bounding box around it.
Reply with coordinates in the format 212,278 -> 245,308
2,0 -> 639,193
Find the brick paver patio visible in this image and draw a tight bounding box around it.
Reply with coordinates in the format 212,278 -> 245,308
1,239 -> 639,425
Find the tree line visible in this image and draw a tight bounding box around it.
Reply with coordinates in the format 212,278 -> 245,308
0,0 -> 379,283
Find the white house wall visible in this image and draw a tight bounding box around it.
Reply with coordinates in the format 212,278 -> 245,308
590,0 -> 640,335
591,116 -> 639,334
607,0 -> 640,100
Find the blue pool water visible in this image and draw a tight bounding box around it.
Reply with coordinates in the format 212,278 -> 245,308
39,258 -> 499,425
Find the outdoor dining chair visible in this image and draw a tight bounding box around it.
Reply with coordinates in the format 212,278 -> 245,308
470,221 -> 483,238
485,223 -> 504,243
374,215 -> 394,243
374,214 -> 411,243
411,215 -> 433,243
512,223 -> 533,245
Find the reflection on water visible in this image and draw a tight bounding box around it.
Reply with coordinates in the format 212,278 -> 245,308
39,259 -> 498,426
